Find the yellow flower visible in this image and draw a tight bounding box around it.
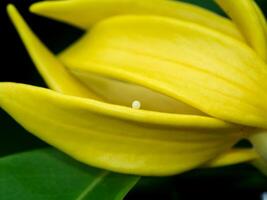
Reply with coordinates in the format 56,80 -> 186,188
1,0 -> 267,176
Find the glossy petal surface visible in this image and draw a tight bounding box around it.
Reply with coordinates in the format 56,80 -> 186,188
0,83 -> 244,176
30,0 -> 244,41
8,4 -> 204,114
60,15 -> 267,128
216,0 -> 267,60
7,5 -> 98,99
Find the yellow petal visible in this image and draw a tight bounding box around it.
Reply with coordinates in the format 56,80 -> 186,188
60,15 -> 267,128
249,130 -> 267,161
0,83 -> 244,176
204,148 -> 259,167
30,0 -> 244,41
215,0 -> 267,60
7,4 -> 203,114
6,4 -> 99,99
71,71 -> 204,114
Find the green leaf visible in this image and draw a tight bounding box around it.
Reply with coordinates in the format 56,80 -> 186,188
0,148 -> 139,200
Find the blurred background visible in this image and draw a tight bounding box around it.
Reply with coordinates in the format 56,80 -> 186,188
1,0 -> 267,199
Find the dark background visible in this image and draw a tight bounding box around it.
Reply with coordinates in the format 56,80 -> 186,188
1,0 -> 267,199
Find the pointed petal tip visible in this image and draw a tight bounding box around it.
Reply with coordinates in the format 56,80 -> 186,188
29,1 -> 70,15
5,2 -> 100,99
28,4 -> 36,14
29,1 -> 47,14
6,3 -> 14,11
6,3 -> 27,34
6,4 -> 25,27
6,4 -> 17,18
204,148 -> 260,168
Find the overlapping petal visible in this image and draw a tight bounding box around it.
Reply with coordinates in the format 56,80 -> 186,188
7,5 -> 99,99
66,72 -> 207,114
0,82 -> 244,176
7,5 -> 205,114
215,0 -> 267,60
29,0 -> 244,41
2,1 -> 266,176
59,15 -> 267,128
214,0 -> 267,163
